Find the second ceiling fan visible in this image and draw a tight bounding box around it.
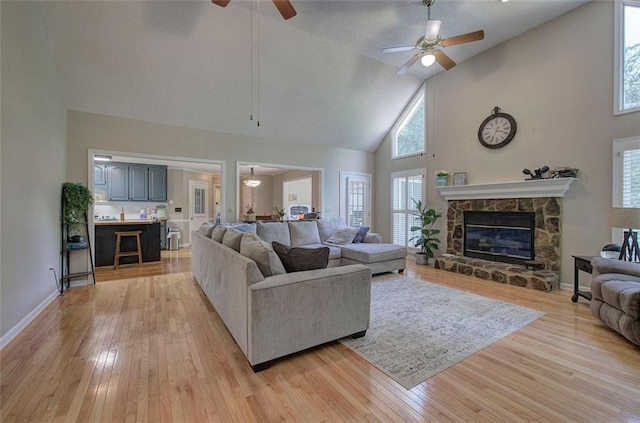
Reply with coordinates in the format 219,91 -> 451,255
211,0 -> 297,20
382,0 -> 484,74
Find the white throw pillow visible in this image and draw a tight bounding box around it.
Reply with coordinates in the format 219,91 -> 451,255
326,225 -> 360,244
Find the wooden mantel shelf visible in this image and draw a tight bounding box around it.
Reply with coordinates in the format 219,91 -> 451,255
436,178 -> 576,201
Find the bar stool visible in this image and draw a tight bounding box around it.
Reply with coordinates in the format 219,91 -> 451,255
114,231 -> 143,270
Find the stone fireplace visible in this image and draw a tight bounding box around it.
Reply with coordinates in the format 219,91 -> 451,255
434,179 -> 575,291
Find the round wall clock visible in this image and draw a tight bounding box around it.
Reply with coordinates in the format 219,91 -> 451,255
478,106 -> 517,149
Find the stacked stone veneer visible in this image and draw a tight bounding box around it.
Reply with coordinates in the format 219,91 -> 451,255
434,256 -> 558,291
442,197 -> 562,291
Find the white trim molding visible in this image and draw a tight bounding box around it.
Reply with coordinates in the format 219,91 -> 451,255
0,289 -> 59,350
436,178 -> 576,201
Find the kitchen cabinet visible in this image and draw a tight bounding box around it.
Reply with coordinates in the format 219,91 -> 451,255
108,163 -> 129,201
94,164 -> 107,186
148,165 -> 167,202
129,165 -> 149,201
97,162 -> 167,202
95,222 -> 161,266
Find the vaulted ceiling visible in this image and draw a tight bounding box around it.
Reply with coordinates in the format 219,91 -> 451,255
42,0 -> 589,153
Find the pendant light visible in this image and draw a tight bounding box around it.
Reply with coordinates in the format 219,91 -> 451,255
243,167 -> 261,188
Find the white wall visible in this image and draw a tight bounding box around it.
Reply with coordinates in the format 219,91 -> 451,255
1,2 -> 67,343
66,110 -> 373,228
375,1 -> 640,287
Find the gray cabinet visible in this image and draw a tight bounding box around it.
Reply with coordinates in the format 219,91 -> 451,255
148,166 -> 167,202
98,162 -> 167,202
129,165 -> 149,201
108,163 -> 129,201
94,164 -> 107,186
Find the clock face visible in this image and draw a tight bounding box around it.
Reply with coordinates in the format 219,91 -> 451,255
478,112 -> 517,149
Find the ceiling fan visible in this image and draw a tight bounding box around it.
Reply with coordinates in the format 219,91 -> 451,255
382,0 -> 484,74
211,0 -> 297,20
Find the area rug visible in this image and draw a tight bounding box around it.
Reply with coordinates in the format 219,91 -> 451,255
339,276 -> 544,389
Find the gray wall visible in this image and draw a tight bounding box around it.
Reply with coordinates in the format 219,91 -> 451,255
66,110 -> 374,226
374,1 -> 640,287
1,2 -> 67,342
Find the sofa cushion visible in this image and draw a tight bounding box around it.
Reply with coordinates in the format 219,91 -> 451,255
256,221 -> 291,247
300,243 -> 342,260
317,217 -> 346,242
211,225 -> 227,242
240,233 -> 286,277
338,243 -> 407,264
326,225 -> 360,244
198,222 -> 217,237
222,228 -> 244,252
352,226 -> 369,243
288,221 -> 321,246
272,242 -> 330,273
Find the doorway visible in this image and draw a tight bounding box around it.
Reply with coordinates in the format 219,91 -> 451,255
340,172 -> 372,227
189,180 -> 209,235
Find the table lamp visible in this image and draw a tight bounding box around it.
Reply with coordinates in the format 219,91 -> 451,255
609,207 -> 640,262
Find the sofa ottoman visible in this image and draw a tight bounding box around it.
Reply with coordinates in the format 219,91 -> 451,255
338,243 -> 407,275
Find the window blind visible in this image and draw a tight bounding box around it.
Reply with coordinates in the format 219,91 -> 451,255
391,169 -> 425,247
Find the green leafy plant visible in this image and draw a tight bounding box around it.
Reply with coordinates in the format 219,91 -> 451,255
409,198 -> 442,263
273,206 -> 285,218
62,183 -> 93,231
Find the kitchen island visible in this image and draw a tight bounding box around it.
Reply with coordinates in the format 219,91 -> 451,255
95,220 -> 161,267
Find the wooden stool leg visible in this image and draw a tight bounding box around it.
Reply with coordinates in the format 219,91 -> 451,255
135,233 -> 142,267
114,233 -> 122,270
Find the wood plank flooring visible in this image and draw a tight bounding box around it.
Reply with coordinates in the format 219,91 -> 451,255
2,254 -> 639,422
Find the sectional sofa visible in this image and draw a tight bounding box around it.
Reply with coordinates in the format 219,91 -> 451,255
191,218 -> 407,370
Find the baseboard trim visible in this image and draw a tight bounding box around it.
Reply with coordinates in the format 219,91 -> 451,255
0,289 -> 59,350
560,282 -> 590,292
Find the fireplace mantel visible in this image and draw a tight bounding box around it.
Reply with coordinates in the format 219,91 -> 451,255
436,178 -> 576,201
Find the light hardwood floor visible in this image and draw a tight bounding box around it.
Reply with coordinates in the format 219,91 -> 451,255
2,253 -> 639,422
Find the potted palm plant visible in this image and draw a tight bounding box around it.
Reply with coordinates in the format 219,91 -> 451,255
409,198 -> 442,265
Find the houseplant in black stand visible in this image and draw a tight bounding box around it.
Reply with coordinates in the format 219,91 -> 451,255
409,198 -> 442,265
62,182 -> 93,245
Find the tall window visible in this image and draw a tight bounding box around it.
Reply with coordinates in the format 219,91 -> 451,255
391,169 -> 425,248
391,85 -> 426,158
614,136 -> 640,209
615,0 -> 640,114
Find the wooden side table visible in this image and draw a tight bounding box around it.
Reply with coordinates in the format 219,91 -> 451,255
572,255 -> 594,303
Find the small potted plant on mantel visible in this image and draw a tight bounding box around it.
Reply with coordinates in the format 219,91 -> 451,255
409,198 -> 443,265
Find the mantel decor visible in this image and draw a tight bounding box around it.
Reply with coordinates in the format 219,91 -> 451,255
436,178 -> 576,201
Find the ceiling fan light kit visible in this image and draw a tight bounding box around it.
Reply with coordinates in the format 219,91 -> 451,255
382,0 -> 485,74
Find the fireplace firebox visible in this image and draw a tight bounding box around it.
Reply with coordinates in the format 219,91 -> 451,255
463,211 -> 535,265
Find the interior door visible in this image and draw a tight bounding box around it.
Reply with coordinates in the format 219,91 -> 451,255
340,172 -> 371,227
189,180 -> 209,235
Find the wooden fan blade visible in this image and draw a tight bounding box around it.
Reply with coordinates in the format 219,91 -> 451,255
211,0 -> 231,7
381,45 -> 417,54
272,0 -> 297,20
434,50 -> 456,70
397,53 -> 424,75
442,30 -> 484,47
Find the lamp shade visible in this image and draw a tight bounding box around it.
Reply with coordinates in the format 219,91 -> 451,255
609,207 -> 640,229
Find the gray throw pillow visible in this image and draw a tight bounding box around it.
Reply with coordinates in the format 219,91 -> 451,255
197,222 -> 217,237
222,228 -> 243,252
211,225 -> 227,243
352,226 -> 370,243
271,242 -> 330,273
326,225 -> 360,244
240,233 -> 286,277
